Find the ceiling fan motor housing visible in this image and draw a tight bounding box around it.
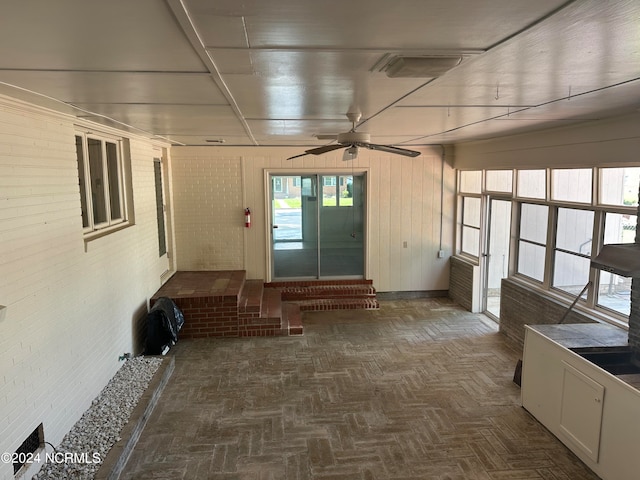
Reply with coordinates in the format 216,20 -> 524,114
337,131 -> 370,144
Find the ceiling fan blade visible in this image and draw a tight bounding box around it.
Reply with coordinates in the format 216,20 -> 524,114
315,134 -> 339,140
360,143 -> 421,157
287,143 -> 345,160
286,152 -> 311,160
305,144 -> 346,155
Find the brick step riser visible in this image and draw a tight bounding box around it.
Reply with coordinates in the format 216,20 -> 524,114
265,280 -> 373,288
282,293 -> 376,301
240,318 -> 282,326
297,300 -> 380,312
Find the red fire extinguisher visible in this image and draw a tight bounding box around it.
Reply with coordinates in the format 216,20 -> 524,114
244,208 -> 251,228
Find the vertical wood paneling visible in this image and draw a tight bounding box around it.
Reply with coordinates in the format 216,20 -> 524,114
169,146 -> 453,292
453,113 -> 640,170
377,157 -> 391,291
411,157 -> 425,288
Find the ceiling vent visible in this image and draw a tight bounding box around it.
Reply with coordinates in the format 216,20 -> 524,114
384,55 -> 462,78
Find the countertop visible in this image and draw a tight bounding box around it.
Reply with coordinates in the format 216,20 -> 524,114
527,323 -> 640,390
527,323 -> 629,349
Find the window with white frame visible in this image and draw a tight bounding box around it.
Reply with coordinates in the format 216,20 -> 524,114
458,170 -> 482,258
75,132 -> 129,234
551,168 -> 593,204
485,170 -> 513,193
517,203 -> 548,282
457,164 -> 640,324
599,167 -> 640,207
154,158 -> 167,257
552,208 -> 594,297
461,197 -> 481,257
597,212 -> 636,316
517,169 -> 546,199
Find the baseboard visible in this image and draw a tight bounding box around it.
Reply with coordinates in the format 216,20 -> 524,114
376,290 -> 449,300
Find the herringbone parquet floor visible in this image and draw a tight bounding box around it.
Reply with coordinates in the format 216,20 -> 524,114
121,298 -> 600,480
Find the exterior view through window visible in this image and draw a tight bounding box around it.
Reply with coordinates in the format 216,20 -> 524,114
457,166 -> 639,322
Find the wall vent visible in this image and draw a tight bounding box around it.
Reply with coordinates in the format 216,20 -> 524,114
13,424 -> 43,475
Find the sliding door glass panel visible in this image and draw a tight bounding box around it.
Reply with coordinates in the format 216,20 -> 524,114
319,175 -> 364,276
271,173 -> 365,279
272,175 -> 318,278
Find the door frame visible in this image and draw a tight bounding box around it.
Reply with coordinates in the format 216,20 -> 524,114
264,167 -> 370,282
481,196 -> 515,320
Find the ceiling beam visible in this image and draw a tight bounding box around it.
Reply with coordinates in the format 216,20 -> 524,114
164,0 -> 258,145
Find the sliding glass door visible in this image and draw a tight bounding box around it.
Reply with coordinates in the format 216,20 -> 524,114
270,173 -> 365,279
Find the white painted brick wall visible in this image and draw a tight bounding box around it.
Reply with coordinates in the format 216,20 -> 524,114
170,154 -> 244,270
0,97 -> 170,479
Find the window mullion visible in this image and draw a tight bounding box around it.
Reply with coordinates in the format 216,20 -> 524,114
114,142 -> 125,222
543,205 -> 557,289
101,140 -> 112,225
81,135 -> 95,231
587,210 -> 605,307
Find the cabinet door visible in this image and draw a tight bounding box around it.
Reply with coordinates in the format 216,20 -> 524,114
559,362 -> 605,463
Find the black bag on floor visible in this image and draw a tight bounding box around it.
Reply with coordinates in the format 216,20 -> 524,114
145,297 -> 184,355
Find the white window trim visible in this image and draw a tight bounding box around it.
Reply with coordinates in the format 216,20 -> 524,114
75,130 -> 132,239
456,165 -> 638,325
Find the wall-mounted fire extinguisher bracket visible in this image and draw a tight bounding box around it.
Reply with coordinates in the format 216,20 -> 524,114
244,208 -> 251,228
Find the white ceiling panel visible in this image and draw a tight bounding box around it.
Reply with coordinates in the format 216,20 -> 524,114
74,104 -> 249,138
361,106 -> 514,143
213,49 -> 425,118
0,72 -> 226,105
401,0 -> 640,109
0,0 -> 638,149
0,0 -> 206,72
188,0 -> 568,49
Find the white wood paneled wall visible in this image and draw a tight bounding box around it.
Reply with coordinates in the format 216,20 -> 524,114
170,146 -> 455,292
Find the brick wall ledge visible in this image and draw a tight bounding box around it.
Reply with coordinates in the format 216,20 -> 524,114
503,276 -> 629,331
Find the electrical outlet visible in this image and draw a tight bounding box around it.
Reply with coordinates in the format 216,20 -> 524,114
403,241 -> 408,248
438,250 -> 445,258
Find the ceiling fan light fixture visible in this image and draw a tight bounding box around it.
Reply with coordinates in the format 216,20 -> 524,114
343,145 -> 358,161
385,56 -> 462,78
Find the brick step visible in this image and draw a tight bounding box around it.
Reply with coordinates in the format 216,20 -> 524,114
295,297 -> 380,312
156,272 -> 378,338
279,284 -> 376,301
260,287 -> 283,320
238,279 -> 264,314
282,302 -> 303,336
266,279 -> 373,288
239,288 -> 284,337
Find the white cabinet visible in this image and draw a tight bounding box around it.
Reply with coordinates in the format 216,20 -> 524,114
559,362 -> 604,462
522,325 -> 640,480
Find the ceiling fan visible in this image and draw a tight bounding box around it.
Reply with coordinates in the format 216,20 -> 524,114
287,112 -> 421,161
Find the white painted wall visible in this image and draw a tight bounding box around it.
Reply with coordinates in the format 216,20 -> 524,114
0,96 -> 171,479
170,146 -> 455,292
170,153 -> 244,271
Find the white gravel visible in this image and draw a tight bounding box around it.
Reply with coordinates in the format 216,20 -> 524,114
33,356 -> 163,480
